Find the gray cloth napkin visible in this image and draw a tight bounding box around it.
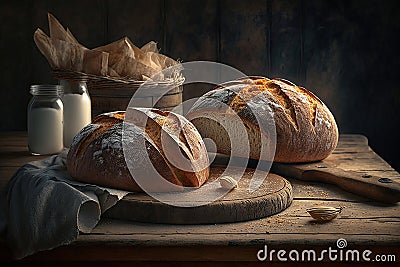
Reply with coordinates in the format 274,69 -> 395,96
0,150 -> 129,259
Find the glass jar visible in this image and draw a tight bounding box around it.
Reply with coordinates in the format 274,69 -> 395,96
27,85 -> 64,155
60,80 -> 92,147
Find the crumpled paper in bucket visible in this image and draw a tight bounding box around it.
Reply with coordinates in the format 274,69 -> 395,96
34,13 -> 180,80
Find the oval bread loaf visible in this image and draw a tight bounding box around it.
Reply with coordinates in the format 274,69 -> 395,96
187,77 -> 338,163
67,108 -> 210,192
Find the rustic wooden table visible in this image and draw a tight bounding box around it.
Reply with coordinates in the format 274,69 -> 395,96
0,132 -> 399,265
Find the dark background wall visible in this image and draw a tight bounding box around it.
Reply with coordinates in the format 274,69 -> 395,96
1,0 -> 399,171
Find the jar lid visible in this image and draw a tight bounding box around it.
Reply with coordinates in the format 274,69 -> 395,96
30,85 -> 64,96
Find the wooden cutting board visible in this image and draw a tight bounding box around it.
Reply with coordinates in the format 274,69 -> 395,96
104,166 -> 292,224
213,153 -> 400,203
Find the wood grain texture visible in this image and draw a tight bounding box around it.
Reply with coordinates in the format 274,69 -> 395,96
301,0 -> 400,173
274,162 -> 400,203
271,134 -> 400,203
220,0 -> 269,76
1,0 -> 399,173
165,0 -> 219,102
0,133 -> 399,262
104,168 -> 293,224
269,0 -> 302,82
165,0 -> 218,62
301,0 -> 346,125
107,0 -> 164,47
0,1 -> 33,131
90,87 -> 183,115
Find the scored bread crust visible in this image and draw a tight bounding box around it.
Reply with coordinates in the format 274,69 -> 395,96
187,77 -> 339,163
67,109 -> 210,192
125,108 -> 210,187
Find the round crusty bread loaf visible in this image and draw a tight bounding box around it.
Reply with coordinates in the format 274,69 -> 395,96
187,77 -> 339,163
67,108 -> 210,192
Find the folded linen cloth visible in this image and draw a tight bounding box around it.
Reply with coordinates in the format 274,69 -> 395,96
0,150 -> 129,259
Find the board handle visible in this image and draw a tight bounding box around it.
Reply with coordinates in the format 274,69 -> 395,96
301,166 -> 400,203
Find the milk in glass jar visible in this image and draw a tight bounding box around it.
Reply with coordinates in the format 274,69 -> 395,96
60,80 -> 92,147
27,85 -> 64,155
